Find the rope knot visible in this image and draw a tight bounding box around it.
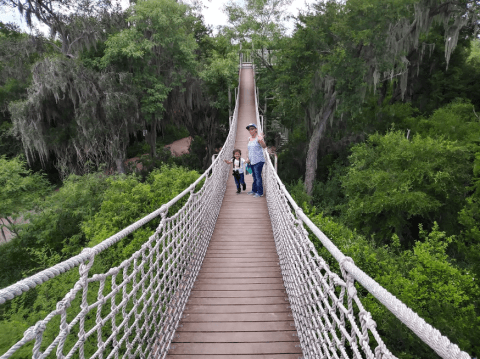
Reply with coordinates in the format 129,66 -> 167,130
56,299 -> 71,312
330,273 -> 346,287
374,343 -> 392,359
23,321 -> 46,342
79,248 -> 95,276
339,256 -> 355,282
347,282 -> 357,298
359,310 -> 377,330
339,256 -> 354,271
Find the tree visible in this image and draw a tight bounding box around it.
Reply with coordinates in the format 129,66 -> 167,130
164,32 -> 239,168
342,130 -> 471,244
9,57 -> 139,176
0,0 -> 124,56
101,0 -> 198,159
273,0 -> 479,195
0,22 -> 50,159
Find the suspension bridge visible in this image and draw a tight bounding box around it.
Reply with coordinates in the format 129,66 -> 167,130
0,58 -> 471,359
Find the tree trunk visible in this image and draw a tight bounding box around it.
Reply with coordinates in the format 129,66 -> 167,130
146,115 -> 157,158
304,93 -> 337,196
115,158 -> 126,174
203,113 -> 216,170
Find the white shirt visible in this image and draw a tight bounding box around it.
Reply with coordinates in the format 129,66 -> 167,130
232,158 -> 245,174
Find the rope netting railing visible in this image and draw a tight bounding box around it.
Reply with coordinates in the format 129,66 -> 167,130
0,71 -> 242,359
250,62 -> 471,358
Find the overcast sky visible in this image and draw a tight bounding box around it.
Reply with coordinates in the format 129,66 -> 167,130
0,0 -> 317,35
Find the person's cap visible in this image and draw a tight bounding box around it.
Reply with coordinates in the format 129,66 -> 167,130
246,123 -> 257,129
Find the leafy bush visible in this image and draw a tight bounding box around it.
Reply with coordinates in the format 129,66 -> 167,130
307,211 -> 480,358
0,156 -> 50,239
458,150 -> 480,278
342,130 -> 471,245
83,165 -> 200,265
405,100 -> 480,148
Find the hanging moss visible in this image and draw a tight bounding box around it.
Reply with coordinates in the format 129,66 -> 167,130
9,57 -> 140,177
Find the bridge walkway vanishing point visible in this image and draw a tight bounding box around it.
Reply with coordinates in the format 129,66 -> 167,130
167,66 -> 302,358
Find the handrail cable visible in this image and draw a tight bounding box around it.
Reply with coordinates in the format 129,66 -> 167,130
0,61 -> 243,359
252,62 -> 471,359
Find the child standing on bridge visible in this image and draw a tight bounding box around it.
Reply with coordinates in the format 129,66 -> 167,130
224,149 -> 247,194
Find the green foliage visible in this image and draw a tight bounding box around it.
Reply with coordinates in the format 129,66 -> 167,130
457,150 -> 480,278
277,124 -> 308,184
223,0 -> 291,46
102,0 -> 198,118
199,49 -> 238,109
342,130 -> 470,244
311,161 -> 347,217
405,100 -> 480,147
307,211 -> 480,357
83,165 -> 200,264
0,172 -> 109,289
0,156 -> 50,241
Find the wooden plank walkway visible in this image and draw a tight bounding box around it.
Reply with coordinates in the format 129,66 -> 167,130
167,66 -> 302,358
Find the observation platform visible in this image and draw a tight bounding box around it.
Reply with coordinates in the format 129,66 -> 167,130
167,67 -> 302,357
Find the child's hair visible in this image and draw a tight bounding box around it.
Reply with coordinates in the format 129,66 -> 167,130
233,149 -> 241,156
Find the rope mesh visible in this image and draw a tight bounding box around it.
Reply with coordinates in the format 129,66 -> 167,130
264,169 -> 393,358
0,74 -> 240,359
253,66 -> 471,359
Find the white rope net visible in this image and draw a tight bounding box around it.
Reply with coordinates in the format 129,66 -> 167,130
0,72 -> 241,359
251,63 -> 471,358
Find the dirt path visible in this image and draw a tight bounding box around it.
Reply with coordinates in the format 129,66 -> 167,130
164,136 -> 192,156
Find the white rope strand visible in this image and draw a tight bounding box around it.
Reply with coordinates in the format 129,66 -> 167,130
0,65 -> 243,359
253,58 -> 470,359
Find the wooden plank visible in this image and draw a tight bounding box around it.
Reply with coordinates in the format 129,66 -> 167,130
210,233 -> 273,238
198,266 -> 280,273
199,262 -> 279,268
176,321 -> 295,332
206,250 -> 277,254
202,258 -> 278,263
183,304 -> 290,314
167,356 -> 298,359
186,297 -> 288,306
204,253 -> 278,258
189,290 -> 286,298
208,239 -> 274,243
195,278 -> 283,285
205,249 -> 277,253
196,272 -> 281,279
180,312 -> 292,322
173,331 -> 297,343
206,244 -> 276,248
192,283 -> 285,291
168,342 -> 302,355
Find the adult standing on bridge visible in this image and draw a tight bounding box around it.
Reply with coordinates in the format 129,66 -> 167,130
246,123 -> 267,198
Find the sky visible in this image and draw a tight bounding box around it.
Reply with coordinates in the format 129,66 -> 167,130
0,0 -> 317,35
